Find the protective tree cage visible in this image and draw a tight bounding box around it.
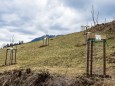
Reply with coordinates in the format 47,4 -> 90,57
5,46 -> 17,65
86,32 -> 107,77
43,36 -> 49,46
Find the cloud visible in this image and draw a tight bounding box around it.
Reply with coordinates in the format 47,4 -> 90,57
0,0 -> 115,47
60,0 -> 92,10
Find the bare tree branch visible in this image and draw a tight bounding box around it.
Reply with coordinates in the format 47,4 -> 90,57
96,11 -> 99,24
91,5 -> 96,26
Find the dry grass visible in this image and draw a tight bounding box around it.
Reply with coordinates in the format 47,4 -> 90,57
0,29 -> 115,85
0,32 -> 86,75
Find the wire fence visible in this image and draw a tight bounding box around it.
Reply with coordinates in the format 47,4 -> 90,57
82,21 -> 115,79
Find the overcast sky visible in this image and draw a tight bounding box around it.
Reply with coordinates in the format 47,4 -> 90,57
0,0 -> 115,47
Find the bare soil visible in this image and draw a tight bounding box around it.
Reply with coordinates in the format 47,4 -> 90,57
0,68 -> 106,86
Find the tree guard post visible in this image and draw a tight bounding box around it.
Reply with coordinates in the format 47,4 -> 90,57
47,37 -> 49,46
43,36 -> 49,46
43,37 -> 45,46
103,39 -> 106,76
14,49 -> 17,64
5,47 -> 17,65
86,32 -> 107,77
86,32 -> 91,76
86,39 -> 90,76
5,49 -> 8,65
90,39 -> 94,77
10,49 -> 12,64
81,26 -> 89,35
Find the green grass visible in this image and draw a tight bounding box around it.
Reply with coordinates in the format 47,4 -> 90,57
0,31 -> 115,77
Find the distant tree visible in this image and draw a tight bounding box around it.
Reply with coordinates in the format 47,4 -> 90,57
19,41 -> 23,45
10,43 -> 13,47
21,41 -> 24,44
19,41 -> 21,45
6,44 -> 10,47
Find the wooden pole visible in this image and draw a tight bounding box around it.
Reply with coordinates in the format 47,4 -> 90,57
5,49 -> 8,65
43,39 -> 45,46
90,40 -> 93,76
86,39 -> 90,76
12,50 -> 14,64
103,39 -> 106,76
81,26 -> 89,35
46,38 -> 47,46
9,49 -> 14,65
47,38 -> 49,46
14,49 -> 17,64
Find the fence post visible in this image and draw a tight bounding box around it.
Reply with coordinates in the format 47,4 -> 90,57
14,49 -> 17,64
103,39 -> 106,76
90,40 -> 93,77
86,39 -> 90,76
5,49 -> 8,65
5,47 -> 17,65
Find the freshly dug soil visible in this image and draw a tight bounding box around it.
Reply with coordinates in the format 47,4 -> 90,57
0,69 -> 104,86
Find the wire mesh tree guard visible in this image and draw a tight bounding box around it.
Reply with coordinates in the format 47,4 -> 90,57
5,46 -> 17,65
86,32 -> 107,77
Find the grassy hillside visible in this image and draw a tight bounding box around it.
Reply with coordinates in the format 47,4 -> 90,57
0,21 -> 115,78
0,32 -> 86,75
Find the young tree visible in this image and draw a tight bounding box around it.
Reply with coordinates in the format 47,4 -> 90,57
91,5 -> 96,26
10,35 -> 15,47
91,5 -> 99,26
96,11 -> 99,24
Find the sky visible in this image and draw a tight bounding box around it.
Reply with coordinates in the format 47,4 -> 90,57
0,0 -> 115,47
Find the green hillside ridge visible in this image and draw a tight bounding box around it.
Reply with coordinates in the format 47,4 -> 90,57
0,21 -> 115,77
0,32 -> 86,75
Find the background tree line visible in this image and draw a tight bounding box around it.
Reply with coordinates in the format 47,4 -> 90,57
3,41 -> 24,48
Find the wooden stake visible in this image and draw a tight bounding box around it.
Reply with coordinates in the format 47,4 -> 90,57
10,50 -> 13,64
14,49 -> 17,63
46,38 -> 48,45
90,40 -> 93,76
86,39 -> 90,76
43,38 -> 45,45
5,50 -> 8,65
103,39 -> 106,76
47,38 -> 49,46
5,48 -> 17,65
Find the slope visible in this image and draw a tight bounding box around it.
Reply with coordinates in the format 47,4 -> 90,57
0,32 -> 86,75
0,21 -> 115,77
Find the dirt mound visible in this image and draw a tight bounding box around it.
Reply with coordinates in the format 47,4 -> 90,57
89,21 -> 115,38
0,69 -> 105,86
0,69 -> 50,86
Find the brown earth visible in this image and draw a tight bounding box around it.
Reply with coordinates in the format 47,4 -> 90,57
90,21 -> 115,33
1,22 -> 115,86
88,21 -> 115,39
0,68 -> 106,86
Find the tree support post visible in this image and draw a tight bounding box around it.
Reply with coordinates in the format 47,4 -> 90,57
90,40 -> 93,77
5,48 -> 17,65
103,39 -> 106,77
86,39 -> 90,76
